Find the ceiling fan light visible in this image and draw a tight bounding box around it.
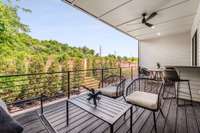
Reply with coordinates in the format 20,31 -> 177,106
157,33 -> 161,36
151,26 -> 155,29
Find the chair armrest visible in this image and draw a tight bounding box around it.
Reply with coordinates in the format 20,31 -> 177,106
81,85 -> 95,92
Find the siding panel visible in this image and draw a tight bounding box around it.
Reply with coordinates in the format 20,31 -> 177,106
139,32 -> 191,68
176,67 -> 200,102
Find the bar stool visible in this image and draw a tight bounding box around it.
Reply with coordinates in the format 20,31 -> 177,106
162,68 -> 192,106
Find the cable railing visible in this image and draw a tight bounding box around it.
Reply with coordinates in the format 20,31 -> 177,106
0,66 -> 138,113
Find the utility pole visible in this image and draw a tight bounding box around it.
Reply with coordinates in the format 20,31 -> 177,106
114,50 -> 117,57
99,45 -> 102,57
99,45 -> 103,68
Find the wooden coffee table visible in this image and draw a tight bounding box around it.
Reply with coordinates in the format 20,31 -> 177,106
66,94 -> 132,133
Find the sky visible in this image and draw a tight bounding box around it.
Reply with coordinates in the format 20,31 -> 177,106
15,0 -> 138,57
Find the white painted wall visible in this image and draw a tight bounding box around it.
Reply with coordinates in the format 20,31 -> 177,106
139,32 -> 191,68
191,1 -> 200,66
138,1 -> 200,102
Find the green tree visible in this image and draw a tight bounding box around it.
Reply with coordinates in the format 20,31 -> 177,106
27,55 -> 45,98
46,60 -> 61,96
0,1 -> 29,43
0,1 -> 139,103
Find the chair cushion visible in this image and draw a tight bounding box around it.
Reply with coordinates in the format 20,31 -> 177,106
100,86 -> 119,97
126,91 -> 158,110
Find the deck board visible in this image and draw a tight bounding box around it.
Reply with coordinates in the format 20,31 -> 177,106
153,98 -> 172,133
14,84 -> 200,133
186,102 -> 199,133
192,102 -> 200,132
176,100 -> 187,133
80,119 -> 104,133
14,111 -> 49,133
139,95 -> 166,133
163,99 -> 177,133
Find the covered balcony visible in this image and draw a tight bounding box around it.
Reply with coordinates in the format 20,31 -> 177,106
1,0 -> 200,133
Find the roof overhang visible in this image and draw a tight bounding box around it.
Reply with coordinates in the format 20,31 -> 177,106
63,0 -> 199,40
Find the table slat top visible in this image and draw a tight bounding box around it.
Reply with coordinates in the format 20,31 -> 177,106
68,94 -> 131,124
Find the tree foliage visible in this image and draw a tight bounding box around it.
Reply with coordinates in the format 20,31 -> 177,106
0,1 -> 138,103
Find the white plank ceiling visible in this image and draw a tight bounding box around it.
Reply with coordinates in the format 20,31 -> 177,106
64,0 -> 199,40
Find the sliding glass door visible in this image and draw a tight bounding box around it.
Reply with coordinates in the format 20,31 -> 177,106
192,30 -> 198,66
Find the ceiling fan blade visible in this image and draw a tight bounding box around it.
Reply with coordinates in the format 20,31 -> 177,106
142,18 -> 146,24
146,12 -> 157,21
145,22 -> 153,27
142,13 -> 147,23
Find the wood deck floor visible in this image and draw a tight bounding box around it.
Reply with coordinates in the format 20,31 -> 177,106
14,111 -> 49,133
14,85 -> 200,133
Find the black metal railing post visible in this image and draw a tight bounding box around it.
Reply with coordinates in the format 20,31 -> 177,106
67,71 -> 70,99
40,94 -> 44,115
120,67 -> 122,81
131,66 -> 133,80
101,69 -> 104,87
1,66 -> 137,112
61,70 -> 65,92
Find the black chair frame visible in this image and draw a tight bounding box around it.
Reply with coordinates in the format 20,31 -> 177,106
100,78 -> 127,99
125,78 -> 165,133
162,69 -> 193,106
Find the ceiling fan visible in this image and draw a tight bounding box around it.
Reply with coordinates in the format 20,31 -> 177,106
141,12 -> 157,28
